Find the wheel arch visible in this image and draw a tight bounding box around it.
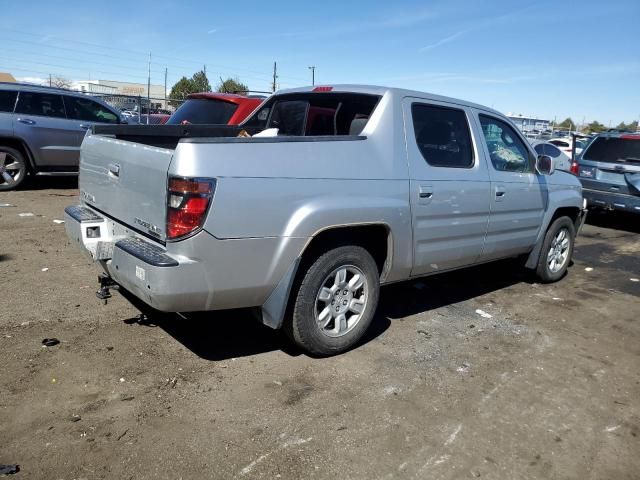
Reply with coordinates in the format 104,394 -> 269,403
0,136 -> 37,172
260,222 -> 394,330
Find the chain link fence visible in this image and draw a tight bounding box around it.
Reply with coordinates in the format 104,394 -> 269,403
86,92 -> 186,124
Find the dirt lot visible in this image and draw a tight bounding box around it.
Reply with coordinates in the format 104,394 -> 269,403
1,178 -> 639,480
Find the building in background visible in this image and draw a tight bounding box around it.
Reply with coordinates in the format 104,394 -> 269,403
507,113 -> 551,133
0,72 -> 17,83
72,79 -> 167,110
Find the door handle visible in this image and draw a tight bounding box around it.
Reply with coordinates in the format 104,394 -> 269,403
79,124 -> 91,129
108,163 -> 120,177
17,118 -> 36,125
494,185 -> 506,201
419,185 -> 434,203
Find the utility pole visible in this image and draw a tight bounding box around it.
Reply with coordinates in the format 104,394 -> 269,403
308,65 -> 315,85
272,62 -> 278,93
147,52 -> 151,125
49,74 -> 52,87
164,67 -> 168,109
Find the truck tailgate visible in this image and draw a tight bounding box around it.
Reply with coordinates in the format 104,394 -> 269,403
79,133 -> 173,242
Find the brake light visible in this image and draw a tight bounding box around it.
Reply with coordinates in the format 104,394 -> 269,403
570,161 -> 579,175
312,86 -> 333,92
166,177 -> 215,240
620,134 -> 640,140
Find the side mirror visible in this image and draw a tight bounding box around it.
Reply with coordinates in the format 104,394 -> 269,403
536,154 -> 554,175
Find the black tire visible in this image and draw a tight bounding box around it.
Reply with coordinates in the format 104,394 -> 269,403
285,245 -> 380,356
0,146 -> 28,191
535,216 -> 576,283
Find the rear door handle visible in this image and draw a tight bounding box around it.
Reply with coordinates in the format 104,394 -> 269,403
17,118 -> 36,125
419,185 -> 434,203
108,163 -> 120,177
495,185 -> 506,201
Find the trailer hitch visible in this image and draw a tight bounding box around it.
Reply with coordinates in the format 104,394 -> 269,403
96,273 -> 119,305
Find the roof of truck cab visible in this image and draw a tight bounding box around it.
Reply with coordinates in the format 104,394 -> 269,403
186,92 -> 263,105
275,84 -> 503,116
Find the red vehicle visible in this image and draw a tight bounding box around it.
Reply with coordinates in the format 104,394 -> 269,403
166,93 -> 264,125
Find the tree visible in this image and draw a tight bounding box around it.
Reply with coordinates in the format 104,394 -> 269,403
168,76 -> 194,107
216,77 -> 249,94
191,70 -> 211,92
616,120 -> 639,131
583,121 -> 606,134
51,76 -> 71,89
168,71 -> 212,108
557,117 -> 574,130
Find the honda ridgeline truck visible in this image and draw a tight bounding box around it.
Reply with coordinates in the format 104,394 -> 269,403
65,85 -> 586,356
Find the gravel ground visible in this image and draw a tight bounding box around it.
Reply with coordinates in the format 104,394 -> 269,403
1,178 -> 639,480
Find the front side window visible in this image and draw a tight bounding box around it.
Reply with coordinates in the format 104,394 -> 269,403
15,91 -> 66,118
0,91 -> 18,113
479,115 -> 533,173
64,96 -> 119,123
411,104 -> 474,168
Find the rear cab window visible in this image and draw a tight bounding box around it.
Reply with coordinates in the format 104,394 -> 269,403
15,91 -> 66,118
582,136 -> 640,165
242,92 -> 381,136
410,103 -> 474,168
167,99 -> 238,125
0,90 -> 18,112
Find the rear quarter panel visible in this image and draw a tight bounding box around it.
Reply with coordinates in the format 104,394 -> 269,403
169,91 -> 413,282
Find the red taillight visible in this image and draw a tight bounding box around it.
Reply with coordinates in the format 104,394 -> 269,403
570,161 -> 579,175
312,86 -> 333,92
166,177 -> 215,240
620,134 -> 640,140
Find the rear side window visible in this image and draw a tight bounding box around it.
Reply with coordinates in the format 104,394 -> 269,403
0,91 -> 17,112
479,115 -> 533,173
15,91 -> 66,118
167,99 -> 238,125
582,136 -> 640,164
64,96 -> 119,124
243,92 -> 380,136
411,104 -> 474,168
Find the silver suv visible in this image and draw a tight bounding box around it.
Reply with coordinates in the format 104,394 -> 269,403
0,82 -> 124,191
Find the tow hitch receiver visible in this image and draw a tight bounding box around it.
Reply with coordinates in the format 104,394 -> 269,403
96,273 -> 119,304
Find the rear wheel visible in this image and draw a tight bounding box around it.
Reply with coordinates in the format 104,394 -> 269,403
535,216 -> 575,283
285,245 -> 380,356
0,147 -> 27,191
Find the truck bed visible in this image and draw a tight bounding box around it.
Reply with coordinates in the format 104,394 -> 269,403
92,124 -> 262,149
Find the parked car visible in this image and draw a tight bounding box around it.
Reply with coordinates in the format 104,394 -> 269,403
166,93 -> 264,125
0,82 -> 125,191
576,131 -> 640,213
64,85 -> 586,356
530,140 -> 572,171
548,136 -> 590,159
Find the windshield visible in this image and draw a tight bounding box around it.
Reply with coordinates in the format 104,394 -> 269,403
167,98 -> 238,125
582,137 -> 640,164
242,92 -> 381,136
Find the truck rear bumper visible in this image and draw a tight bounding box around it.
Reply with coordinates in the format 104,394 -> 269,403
583,188 -> 640,213
64,205 -> 307,313
64,205 -> 210,311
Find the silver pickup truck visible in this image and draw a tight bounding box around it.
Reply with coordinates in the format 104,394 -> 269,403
65,85 -> 586,356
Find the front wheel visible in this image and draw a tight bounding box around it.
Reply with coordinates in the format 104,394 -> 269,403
285,245 -> 380,356
535,216 -> 576,283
